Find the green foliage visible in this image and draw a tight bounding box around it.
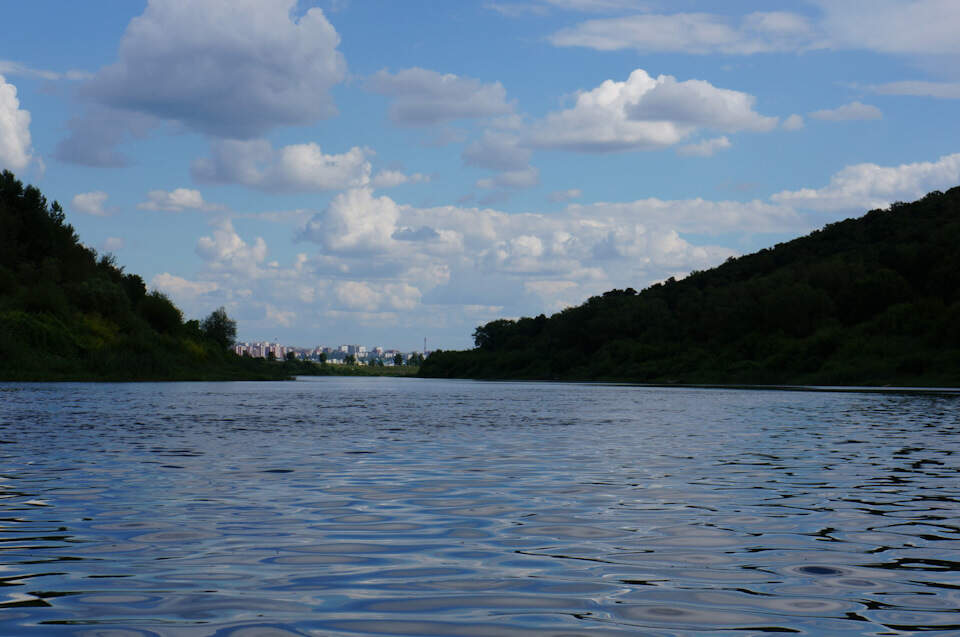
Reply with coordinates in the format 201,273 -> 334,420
139,291 -> 183,334
422,186 -> 960,387
0,171 -> 288,381
201,306 -> 237,350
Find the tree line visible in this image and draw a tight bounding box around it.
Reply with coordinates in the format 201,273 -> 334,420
421,186 -> 960,387
0,170 -> 284,381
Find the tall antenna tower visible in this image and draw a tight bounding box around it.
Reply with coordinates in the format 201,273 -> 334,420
424,337 -> 427,355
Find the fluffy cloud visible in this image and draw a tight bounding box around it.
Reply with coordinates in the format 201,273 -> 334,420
367,68 -> 513,126
299,188 -> 401,253
152,273 -> 219,299
292,189 -> 807,318
0,75 -> 36,172
72,191 -> 110,216
463,131 -> 532,171
138,188 -> 220,212
145,148 -> 960,345
528,69 -> 775,153
772,153 -> 960,212
463,131 -> 539,192
809,101 -> 882,121
567,197 -> 805,235
677,136 -> 731,157
81,0 -> 345,139
165,153 -> 960,341
54,107 -> 155,167
196,218 -> 268,277
192,139 -> 372,192
629,76 -> 777,131
336,281 -> 422,312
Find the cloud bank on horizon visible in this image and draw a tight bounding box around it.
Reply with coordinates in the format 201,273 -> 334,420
3,0 -> 959,349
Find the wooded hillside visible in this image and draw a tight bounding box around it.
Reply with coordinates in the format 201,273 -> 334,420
0,171 -> 287,381
421,187 -> 960,386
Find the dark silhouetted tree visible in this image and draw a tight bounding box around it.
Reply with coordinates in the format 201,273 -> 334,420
201,306 -> 237,349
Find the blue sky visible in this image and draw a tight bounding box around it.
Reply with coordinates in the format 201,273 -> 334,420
2,0 -> 959,350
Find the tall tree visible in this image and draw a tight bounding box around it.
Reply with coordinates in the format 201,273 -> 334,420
201,307 -> 237,350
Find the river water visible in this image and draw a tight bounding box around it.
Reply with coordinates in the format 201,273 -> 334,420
1,377 -> 959,636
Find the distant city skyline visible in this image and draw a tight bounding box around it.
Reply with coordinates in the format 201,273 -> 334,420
3,0 -> 959,350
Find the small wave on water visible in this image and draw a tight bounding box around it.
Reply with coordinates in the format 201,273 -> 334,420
1,378 -> 959,635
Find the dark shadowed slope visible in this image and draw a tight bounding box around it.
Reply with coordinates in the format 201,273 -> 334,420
0,171 -> 289,381
421,187 -> 960,386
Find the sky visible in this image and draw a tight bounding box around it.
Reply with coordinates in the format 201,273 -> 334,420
2,0 -> 959,350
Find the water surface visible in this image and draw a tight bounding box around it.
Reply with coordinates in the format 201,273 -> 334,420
2,378 -> 959,635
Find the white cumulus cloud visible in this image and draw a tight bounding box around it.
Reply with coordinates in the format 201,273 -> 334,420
0,75 -> 36,173
138,188 -> 219,212
72,191 -> 110,216
192,139 -> 372,192
772,153 -> 960,212
629,76 -> 777,131
300,188 -> 401,253
677,136 -> 731,157
528,69 -> 775,153
83,0 -> 345,138
196,218 -> 268,277
367,67 -> 514,126
153,273 -> 219,299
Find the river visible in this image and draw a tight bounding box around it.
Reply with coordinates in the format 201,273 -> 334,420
1,377 -> 958,635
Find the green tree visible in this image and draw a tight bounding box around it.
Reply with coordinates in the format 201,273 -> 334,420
285,351 -> 296,361
393,352 -> 403,366
139,291 -> 183,334
345,353 -> 356,364
201,306 -> 237,349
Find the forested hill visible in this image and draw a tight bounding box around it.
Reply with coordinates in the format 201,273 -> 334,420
0,171 -> 288,381
421,187 -> 960,386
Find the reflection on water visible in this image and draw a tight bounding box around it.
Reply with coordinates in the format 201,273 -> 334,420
1,378 -> 959,636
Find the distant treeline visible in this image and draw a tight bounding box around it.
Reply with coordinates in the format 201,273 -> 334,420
421,187 -> 960,386
0,170 -> 289,381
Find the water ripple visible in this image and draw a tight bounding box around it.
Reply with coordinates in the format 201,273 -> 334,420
1,378 -> 959,635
